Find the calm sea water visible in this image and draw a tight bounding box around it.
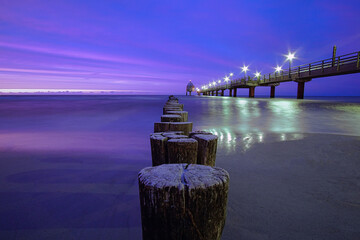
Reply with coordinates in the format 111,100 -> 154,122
0,95 -> 359,239
0,95 -> 360,152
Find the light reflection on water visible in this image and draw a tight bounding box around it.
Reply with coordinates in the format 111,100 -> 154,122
204,128 -> 304,153
182,96 -> 360,153
267,100 -> 300,132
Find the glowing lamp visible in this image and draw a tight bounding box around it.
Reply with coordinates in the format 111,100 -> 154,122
241,65 -> 249,73
286,52 -> 295,62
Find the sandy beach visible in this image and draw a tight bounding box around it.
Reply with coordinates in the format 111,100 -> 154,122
220,133 -> 360,240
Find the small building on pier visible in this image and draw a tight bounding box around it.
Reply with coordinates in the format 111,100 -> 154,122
186,80 -> 195,96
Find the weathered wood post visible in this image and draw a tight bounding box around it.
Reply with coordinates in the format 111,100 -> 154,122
167,138 -> 198,164
169,122 -> 193,135
165,100 -> 179,104
165,103 -> 183,108
154,122 -> 170,132
163,103 -> 183,113
189,130 -> 213,138
138,164 -> 230,240
166,111 -> 188,122
168,95 -> 178,101
163,107 -> 182,114
191,133 -> 218,166
151,132 -> 189,166
161,114 -> 182,122
150,134 -> 168,166
164,134 -> 189,140
162,131 -> 184,136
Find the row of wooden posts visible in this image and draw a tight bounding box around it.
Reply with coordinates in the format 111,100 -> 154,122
137,96 -> 230,240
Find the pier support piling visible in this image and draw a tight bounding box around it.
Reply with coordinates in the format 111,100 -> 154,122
297,82 -> 305,99
295,78 -> 311,99
216,91 -> 218,96
229,89 -> 232,97
233,88 -> 237,97
249,87 -> 255,98
221,90 -> 224,96
270,86 -> 275,98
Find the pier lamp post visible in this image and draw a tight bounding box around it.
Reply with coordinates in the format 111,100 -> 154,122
229,73 -> 234,82
241,65 -> 249,81
286,52 -> 295,78
228,73 -> 234,82
254,72 -> 261,81
275,65 -> 282,73
275,65 -> 282,79
224,76 -> 230,87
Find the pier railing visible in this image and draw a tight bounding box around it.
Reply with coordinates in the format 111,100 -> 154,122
202,51 -> 360,92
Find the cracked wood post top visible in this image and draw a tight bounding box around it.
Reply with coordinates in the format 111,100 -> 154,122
138,163 -> 229,191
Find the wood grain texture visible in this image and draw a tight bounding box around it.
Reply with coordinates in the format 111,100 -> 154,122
167,138 -> 198,164
191,134 -> 218,166
138,164 -> 229,240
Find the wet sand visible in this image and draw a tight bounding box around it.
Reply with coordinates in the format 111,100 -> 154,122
0,132 -> 359,240
219,133 -> 360,240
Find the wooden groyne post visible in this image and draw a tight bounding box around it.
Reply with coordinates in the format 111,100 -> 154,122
138,164 -> 229,240
140,95 -> 229,240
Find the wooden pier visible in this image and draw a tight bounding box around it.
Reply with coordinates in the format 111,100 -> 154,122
198,51 -> 360,99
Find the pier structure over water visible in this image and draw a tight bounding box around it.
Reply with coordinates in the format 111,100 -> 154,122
198,50 -> 360,99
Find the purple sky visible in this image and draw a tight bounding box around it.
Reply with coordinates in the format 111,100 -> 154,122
1,0 -> 360,95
